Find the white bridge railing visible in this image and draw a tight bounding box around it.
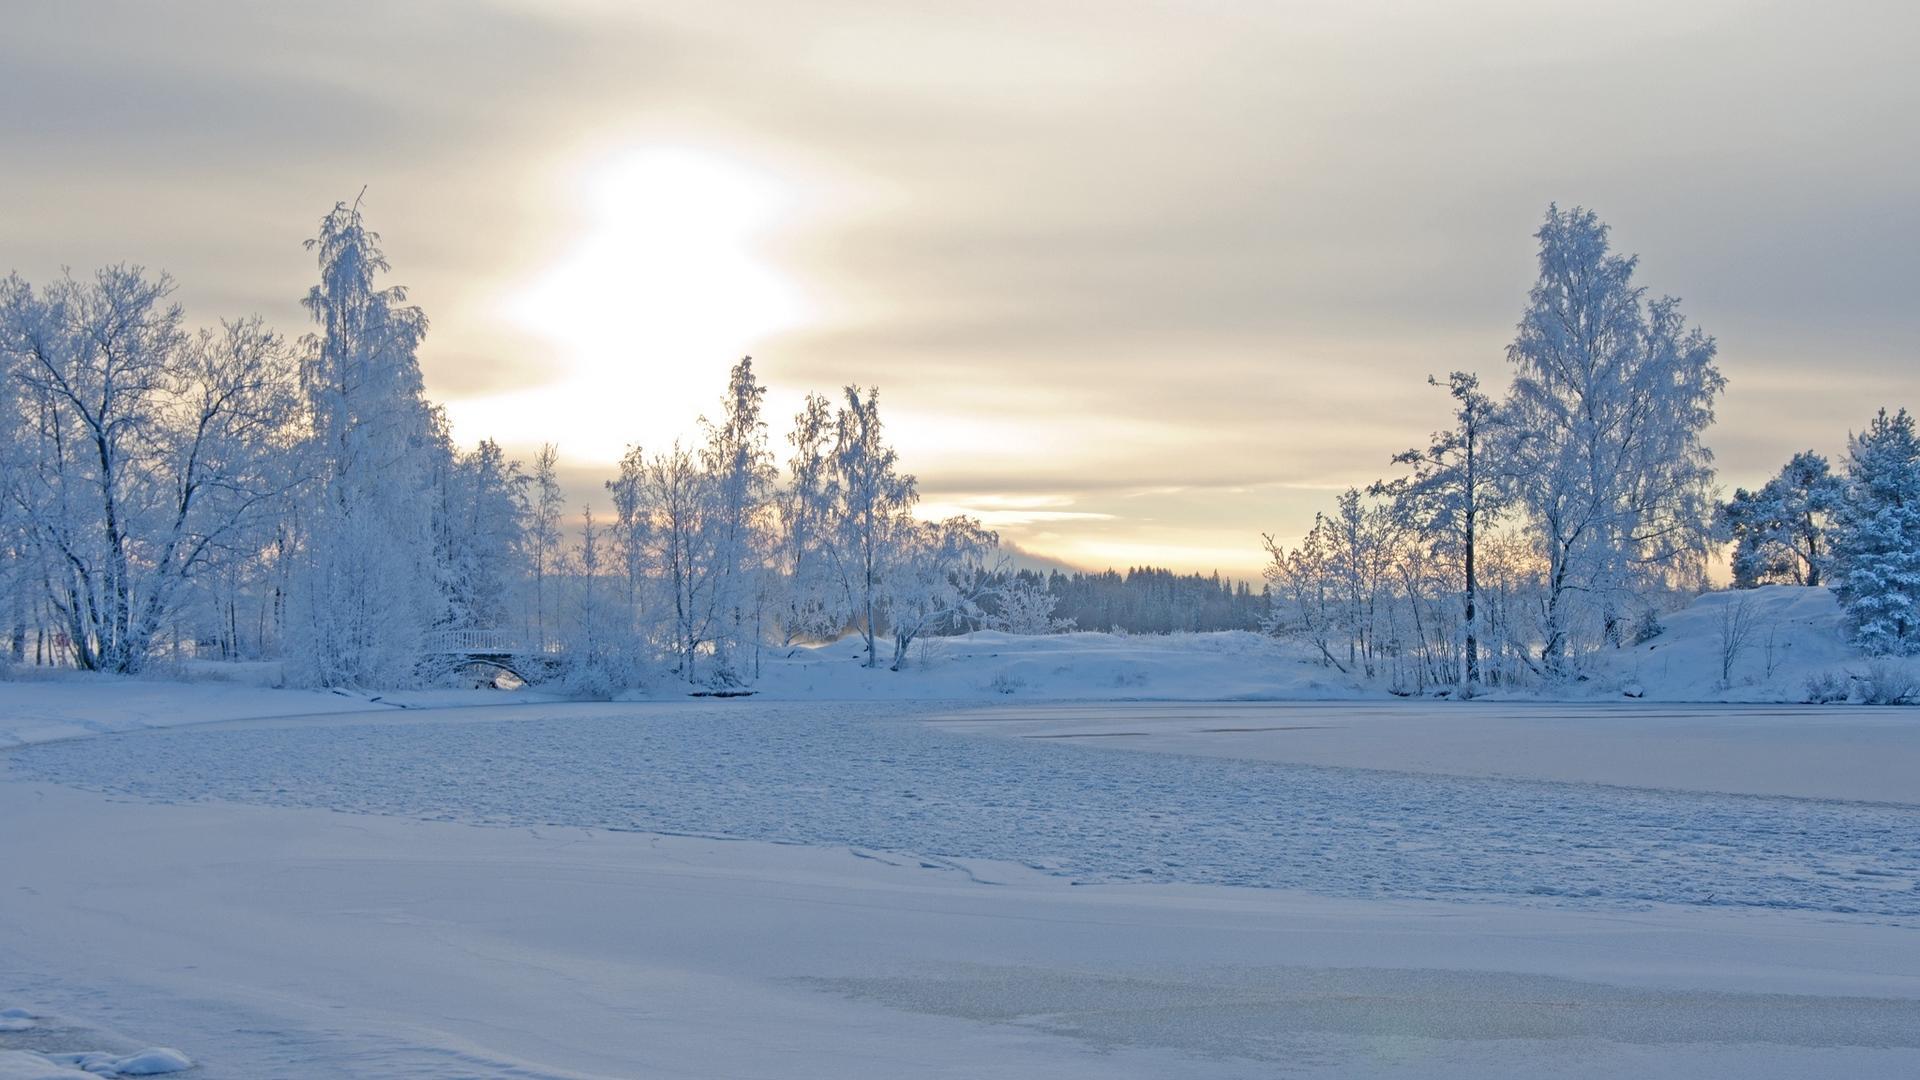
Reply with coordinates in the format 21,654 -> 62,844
421,628 -> 562,655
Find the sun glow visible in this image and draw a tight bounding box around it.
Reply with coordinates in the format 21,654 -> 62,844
444,146 -> 815,461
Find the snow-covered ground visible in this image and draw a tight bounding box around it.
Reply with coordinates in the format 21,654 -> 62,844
5,689 -> 1920,1077
3,586 -> 1906,756
1595,584 -> 1917,702
0,666 -> 556,750
4,604 -> 1919,1078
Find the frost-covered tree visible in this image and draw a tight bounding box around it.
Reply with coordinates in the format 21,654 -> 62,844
1829,408 -> 1920,655
987,571 -> 1073,635
640,441 -> 721,681
1375,372 -> 1504,688
436,438 -> 528,630
1264,488 -> 1401,679
1719,451 -> 1841,588
527,442 -> 565,645
554,505 -> 637,695
699,357 -> 776,678
285,198 -> 444,687
1503,205 -> 1724,674
826,387 -> 916,668
773,392 -> 842,649
0,268 -> 300,673
882,515 -> 996,669
604,443 -> 650,623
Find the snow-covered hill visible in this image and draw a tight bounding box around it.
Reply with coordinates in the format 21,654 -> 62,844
1598,585 -> 1917,703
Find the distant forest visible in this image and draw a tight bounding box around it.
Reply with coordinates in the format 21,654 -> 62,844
1001,568 -> 1266,634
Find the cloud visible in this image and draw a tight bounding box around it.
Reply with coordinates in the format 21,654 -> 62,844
4,0 -> 1916,573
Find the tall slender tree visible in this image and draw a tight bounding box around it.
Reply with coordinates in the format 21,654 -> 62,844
826,387 -> 916,668
1375,372 -> 1503,689
286,196 -> 442,686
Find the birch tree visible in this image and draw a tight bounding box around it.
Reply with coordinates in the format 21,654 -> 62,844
285,197 -> 444,687
1504,205 -> 1724,675
0,269 -> 300,672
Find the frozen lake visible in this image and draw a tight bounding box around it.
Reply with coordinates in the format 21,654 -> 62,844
14,700 -> 1920,917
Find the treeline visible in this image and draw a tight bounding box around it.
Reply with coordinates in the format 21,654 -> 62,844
1036,568 -> 1264,633
0,200 -> 1009,690
1262,205 -> 1919,694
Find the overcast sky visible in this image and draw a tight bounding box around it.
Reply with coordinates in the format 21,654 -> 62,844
5,0 -> 1916,576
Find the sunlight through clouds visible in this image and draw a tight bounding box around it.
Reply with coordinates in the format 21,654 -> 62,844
444,145 -> 817,461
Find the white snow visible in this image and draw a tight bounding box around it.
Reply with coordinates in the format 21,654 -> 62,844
2,1050 -> 191,1079
748,629 -> 1367,702
5,622 -> 1920,1077
5,771 -> 1918,1079
0,667 -> 559,750
1595,584 -> 1914,702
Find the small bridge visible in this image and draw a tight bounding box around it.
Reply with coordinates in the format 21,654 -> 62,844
421,628 -> 564,685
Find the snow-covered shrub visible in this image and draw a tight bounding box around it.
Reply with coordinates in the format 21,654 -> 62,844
1802,670 -> 1850,704
1855,661 -> 1918,705
1630,609 -> 1665,645
988,673 -> 1025,694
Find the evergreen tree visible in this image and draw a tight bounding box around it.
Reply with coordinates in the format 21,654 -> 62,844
1830,409 -> 1920,655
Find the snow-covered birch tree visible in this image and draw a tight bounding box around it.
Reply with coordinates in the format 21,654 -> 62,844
1503,205 -> 1724,675
698,357 -> 776,679
0,268 -> 301,673
284,198 -> 443,687
825,387 -> 915,668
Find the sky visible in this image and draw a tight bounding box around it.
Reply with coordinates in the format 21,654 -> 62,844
4,0 -> 1917,578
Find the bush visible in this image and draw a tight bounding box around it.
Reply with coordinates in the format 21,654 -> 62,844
1802,670 -> 1850,704
1631,609 -> 1666,645
1856,661 -> 1919,706
987,673 -> 1025,695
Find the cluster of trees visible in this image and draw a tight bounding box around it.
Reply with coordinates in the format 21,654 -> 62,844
1263,206 -> 1725,692
1039,568 -> 1263,634
0,200 -> 1003,689
1722,411 -> 1920,656
1262,205 -> 1919,691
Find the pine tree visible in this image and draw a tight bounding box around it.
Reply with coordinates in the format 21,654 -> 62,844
1830,409 -> 1920,655
1720,451 -> 1842,587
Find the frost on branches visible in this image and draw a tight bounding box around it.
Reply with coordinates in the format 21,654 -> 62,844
1830,409 -> 1920,656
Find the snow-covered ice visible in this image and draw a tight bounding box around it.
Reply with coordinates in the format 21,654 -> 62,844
5,686 -> 1920,1077
14,700 -> 1918,916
